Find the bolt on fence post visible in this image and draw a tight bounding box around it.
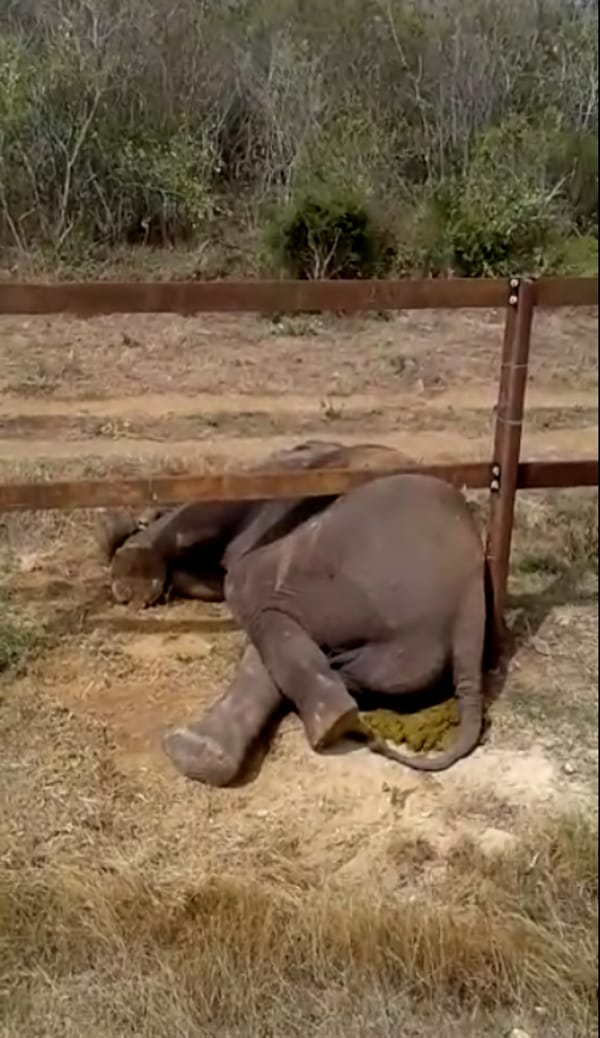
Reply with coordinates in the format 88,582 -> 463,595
485,276 -> 536,658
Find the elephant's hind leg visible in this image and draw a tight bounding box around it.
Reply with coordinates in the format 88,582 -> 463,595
330,639 -> 447,697
162,643 -> 283,785
251,610 -> 360,750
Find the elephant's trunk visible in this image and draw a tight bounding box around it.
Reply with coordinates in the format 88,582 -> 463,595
370,695 -> 483,772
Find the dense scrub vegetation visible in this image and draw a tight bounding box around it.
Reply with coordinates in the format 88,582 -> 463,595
0,0 -> 597,276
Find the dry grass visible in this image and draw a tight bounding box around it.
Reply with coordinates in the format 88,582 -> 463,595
0,485 -> 597,1037
0,306 -> 597,401
511,489 -> 598,583
0,608 -> 44,673
0,797 -> 596,1036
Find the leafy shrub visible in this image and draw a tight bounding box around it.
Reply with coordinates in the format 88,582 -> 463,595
441,183 -> 558,277
94,129 -> 214,246
427,115 -> 575,276
0,33 -> 214,252
262,184 -> 396,279
559,131 -> 598,234
391,196 -> 453,277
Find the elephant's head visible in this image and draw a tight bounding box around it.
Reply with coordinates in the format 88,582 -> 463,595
110,537 -> 168,606
100,500 -> 248,606
98,440 -> 411,607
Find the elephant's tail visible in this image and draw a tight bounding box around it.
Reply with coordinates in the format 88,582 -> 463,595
367,561 -> 496,774
482,556 -> 505,672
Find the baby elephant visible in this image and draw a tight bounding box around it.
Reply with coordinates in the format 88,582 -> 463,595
164,473 -> 497,785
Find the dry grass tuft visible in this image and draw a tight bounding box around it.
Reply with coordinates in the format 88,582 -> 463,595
0,597 -> 46,673
512,489 -> 598,581
0,806 -> 596,1036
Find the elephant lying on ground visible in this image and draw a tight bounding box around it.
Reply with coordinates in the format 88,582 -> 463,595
159,471 -> 496,783
97,440 -> 408,607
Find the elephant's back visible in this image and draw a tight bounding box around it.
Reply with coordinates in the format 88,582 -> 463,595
314,473 -> 483,607
322,473 -> 482,554
226,473 -> 484,647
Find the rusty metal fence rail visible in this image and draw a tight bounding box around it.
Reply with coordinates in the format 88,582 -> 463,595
0,274 -> 597,641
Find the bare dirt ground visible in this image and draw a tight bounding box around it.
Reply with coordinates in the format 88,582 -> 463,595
0,304 -> 597,1037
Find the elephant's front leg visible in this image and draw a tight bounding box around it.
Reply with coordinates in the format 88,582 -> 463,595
252,610 -> 360,750
162,643 -> 283,786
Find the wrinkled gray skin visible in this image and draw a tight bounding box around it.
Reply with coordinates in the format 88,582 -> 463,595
97,504 -> 227,605
98,440 -> 406,607
163,472 -> 495,783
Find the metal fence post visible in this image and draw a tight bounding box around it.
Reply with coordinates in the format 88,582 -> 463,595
485,276 -> 536,652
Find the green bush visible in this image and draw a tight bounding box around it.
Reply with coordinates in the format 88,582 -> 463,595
441,183 -> 558,277
424,115 -> 574,277
262,184 -> 396,279
560,131 -> 598,234
92,129 -> 214,246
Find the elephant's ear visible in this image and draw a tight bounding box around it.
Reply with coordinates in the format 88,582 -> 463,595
95,509 -> 139,562
257,440 -> 346,473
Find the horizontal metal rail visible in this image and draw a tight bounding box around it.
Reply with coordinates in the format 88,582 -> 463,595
0,458 -> 596,512
0,276 -> 596,315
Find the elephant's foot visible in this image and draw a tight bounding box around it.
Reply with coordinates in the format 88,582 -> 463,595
297,683 -> 361,751
241,608 -> 361,753
162,644 -> 284,786
162,726 -> 239,786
